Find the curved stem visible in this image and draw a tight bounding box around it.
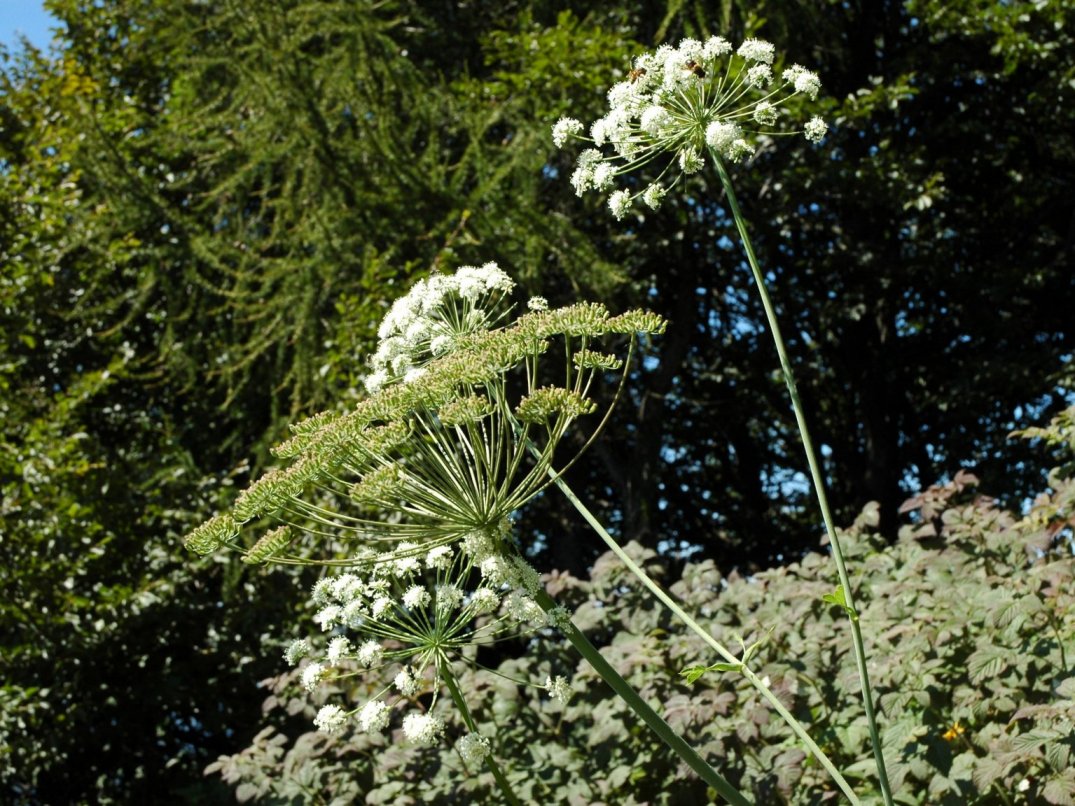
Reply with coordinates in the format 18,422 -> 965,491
547,471 -> 859,804
709,149 -> 893,806
442,665 -> 522,806
531,587 -> 751,805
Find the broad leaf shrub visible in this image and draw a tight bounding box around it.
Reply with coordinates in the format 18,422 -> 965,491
210,453 -> 1075,803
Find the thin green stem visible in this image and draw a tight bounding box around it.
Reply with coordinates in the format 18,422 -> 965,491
531,587 -> 751,805
442,665 -> 522,806
546,469 -> 859,804
709,149 -> 894,806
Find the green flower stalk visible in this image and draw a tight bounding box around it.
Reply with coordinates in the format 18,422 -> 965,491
555,35 -> 893,805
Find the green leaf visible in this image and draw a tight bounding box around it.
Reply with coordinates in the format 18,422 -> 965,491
821,585 -> 847,608
681,666 -> 709,684
821,584 -> 855,616
1043,776 -> 1075,806
967,643 -> 1009,684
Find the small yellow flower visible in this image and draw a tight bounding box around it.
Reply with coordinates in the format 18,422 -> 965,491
942,722 -> 965,741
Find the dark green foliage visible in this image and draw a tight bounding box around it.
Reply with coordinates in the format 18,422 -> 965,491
210,463 -> 1075,803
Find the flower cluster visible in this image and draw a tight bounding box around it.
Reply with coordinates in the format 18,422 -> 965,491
286,533 -> 553,740
182,264 -> 667,760
552,36 -> 827,219
367,262 -> 515,392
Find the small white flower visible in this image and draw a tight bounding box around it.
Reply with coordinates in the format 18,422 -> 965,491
402,585 -> 431,609
702,36 -> 732,60
592,162 -> 616,191
746,64 -> 772,88
394,545 -> 421,577
283,639 -> 310,666
527,296 -> 549,312
705,121 -> 740,153
311,578 -> 335,606
804,116 -> 827,143
737,38 -> 775,64
357,640 -> 384,668
753,101 -> 778,126
642,184 -> 666,210
471,587 -> 500,614
555,34 -> 826,220
341,599 -> 366,624
608,189 -> 632,220
371,595 -> 393,618
436,583 -> 465,611
314,704 -> 349,735
640,105 -> 671,136
479,555 -> 512,586
426,545 -> 454,570
456,732 -> 491,765
326,636 -> 352,664
313,605 -> 341,631
784,64 -> 822,100
1017,779 -> 1030,793
545,674 -> 572,705
678,147 -> 703,174
402,712 -> 444,745
395,665 -> 420,696
505,591 -> 544,625
330,573 -> 363,602
462,530 -> 495,562
358,699 -> 391,733
727,139 -> 755,162
591,117 -> 611,146
302,662 -> 327,691
552,117 -> 583,148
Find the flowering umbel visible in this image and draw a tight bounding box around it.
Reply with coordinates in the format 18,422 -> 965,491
552,36 -> 827,219
182,262 -> 667,750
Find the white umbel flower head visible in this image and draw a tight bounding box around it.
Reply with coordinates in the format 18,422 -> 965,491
554,36 -> 827,215
402,584 -> 432,609
552,117 -> 583,147
395,665 -> 420,696
302,661 -> 327,691
804,116 -> 828,143
456,732 -> 492,765
314,704 -> 349,735
545,674 -> 573,705
366,262 -> 515,391
326,635 -> 352,664
357,639 -> 384,668
358,699 -> 391,733
402,712 -> 445,745
283,639 -> 311,666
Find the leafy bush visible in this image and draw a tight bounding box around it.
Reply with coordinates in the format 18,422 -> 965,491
209,448 -> 1075,802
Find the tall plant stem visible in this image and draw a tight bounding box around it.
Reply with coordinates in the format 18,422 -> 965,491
531,587 -> 751,805
710,149 -> 894,806
442,666 -> 522,806
546,470 -> 859,804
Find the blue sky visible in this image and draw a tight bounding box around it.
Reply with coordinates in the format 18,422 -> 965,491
3,1 -> 59,51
